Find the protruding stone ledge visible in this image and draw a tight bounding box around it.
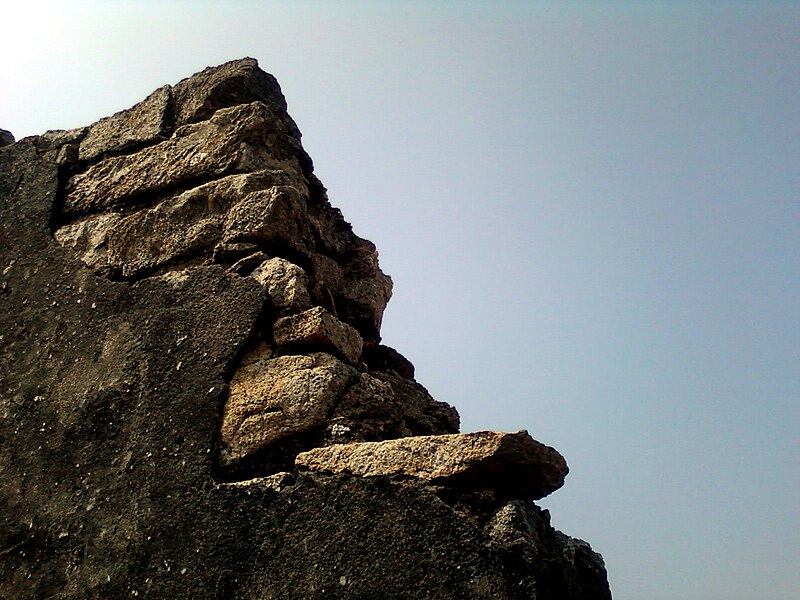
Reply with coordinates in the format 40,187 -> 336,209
295,430 -> 568,500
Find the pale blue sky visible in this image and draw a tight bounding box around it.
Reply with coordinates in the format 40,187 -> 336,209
2,2 -> 798,599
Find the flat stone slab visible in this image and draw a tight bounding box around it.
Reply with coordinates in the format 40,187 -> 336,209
295,430 -> 568,500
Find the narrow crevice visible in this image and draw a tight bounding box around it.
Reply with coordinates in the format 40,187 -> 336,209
49,160 -> 80,238
160,85 -> 177,139
76,134 -> 172,171
208,293 -> 276,482
9,173 -> 24,199
105,254 -> 210,283
104,238 -> 311,285
212,428 -> 325,483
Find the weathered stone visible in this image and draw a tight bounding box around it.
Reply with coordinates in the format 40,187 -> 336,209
53,212 -> 123,270
1,128 -> 15,147
373,371 -> 460,434
227,249 -> 269,273
487,501 -> 612,599
308,252 -> 343,308
104,183 -> 227,277
34,127 -> 87,157
221,184 -> 314,254
296,430 -> 568,500
100,171 -> 292,277
55,169 -> 312,278
220,349 -> 356,466
274,306 -> 363,365
306,244 -> 392,341
215,472 -> 295,493
78,85 -> 172,163
304,199 -> 393,341
250,256 -> 311,314
63,101 -> 303,217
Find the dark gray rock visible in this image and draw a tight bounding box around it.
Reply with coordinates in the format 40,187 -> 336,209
0,128 -> 14,147
0,58 -> 611,599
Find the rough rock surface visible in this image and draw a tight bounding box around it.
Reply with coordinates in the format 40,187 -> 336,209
0,58 -> 611,598
250,256 -> 311,314
296,430 -> 568,500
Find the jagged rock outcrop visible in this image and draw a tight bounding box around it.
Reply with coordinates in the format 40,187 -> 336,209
0,58 -> 611,599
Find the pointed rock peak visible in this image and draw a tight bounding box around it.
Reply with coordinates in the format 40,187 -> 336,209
172,57 -> 292,126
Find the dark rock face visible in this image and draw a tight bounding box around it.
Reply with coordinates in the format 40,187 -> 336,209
0,128 -> 14,147
0,58 -> 611,599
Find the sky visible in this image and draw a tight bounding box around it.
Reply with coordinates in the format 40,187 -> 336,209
2,2 -> 799,598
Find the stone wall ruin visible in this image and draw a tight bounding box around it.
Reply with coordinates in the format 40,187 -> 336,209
0,58 -> 611,599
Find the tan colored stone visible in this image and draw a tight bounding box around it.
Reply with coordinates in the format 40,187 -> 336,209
295,430 -> 568,500
101,171 -> 293,277
250,257 -> 311,314
64,101 -> 303,217
221,184 -> 313,254
274,306 -> 363,365
214,472 -> 294,493
54,212 -> 123,270
220,348 -> 355,465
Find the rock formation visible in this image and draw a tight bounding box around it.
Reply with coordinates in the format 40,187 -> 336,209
0,58 -> 611,598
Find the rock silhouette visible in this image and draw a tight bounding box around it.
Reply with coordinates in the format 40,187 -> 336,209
0,58 -> 611,599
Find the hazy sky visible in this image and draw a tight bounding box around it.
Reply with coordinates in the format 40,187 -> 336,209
2,2 -> 798,599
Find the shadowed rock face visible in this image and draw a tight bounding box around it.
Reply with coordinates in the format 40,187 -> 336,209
0,58 -> 611,599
